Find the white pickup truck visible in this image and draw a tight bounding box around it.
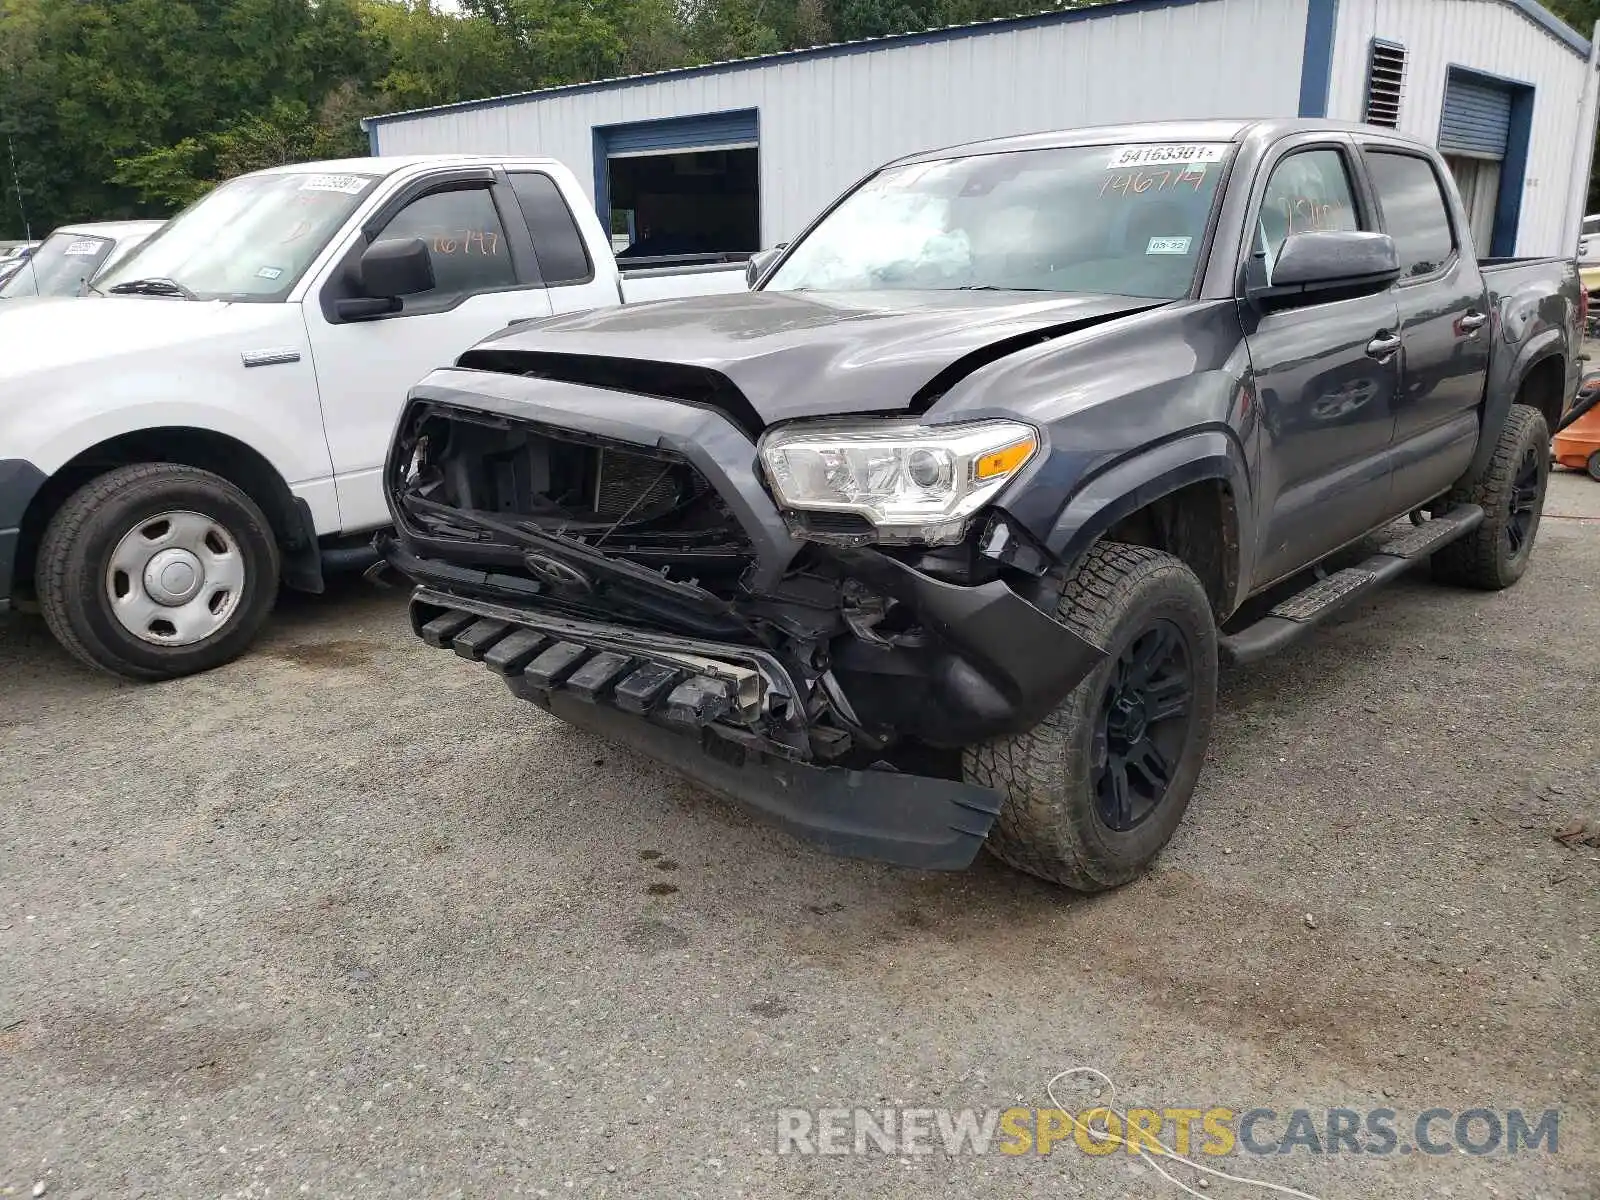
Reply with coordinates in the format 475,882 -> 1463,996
0,154 -> 748,679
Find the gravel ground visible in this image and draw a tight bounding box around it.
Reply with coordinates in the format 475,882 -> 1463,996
2,474 -> 1598,1200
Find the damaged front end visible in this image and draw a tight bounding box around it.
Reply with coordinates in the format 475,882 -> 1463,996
380,367 -> 1105,870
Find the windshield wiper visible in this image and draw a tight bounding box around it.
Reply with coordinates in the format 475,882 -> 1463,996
107,277 -> 198,300
953,284 -> 1057,292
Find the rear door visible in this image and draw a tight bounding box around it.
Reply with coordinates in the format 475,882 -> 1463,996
1359,143 -> 1488,510
305,167 -> 554,532
1241,136 -> 1402,587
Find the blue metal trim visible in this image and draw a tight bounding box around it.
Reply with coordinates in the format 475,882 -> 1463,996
368,123 -> 380,156
1503,0 -> 1590,57
1492,84 -> 1535,256
366,0 -> 1227,128
1298,0 -> 1339,118
591,126 -> 608,235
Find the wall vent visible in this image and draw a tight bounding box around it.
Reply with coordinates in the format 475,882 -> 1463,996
1364,40 -> 1406,127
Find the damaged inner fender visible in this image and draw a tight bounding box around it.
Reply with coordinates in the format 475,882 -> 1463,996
384,399 -> 1107,774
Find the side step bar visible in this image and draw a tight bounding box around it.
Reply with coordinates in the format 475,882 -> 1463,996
1220,503 -> 1483,666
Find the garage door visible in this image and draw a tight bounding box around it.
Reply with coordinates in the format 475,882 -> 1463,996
600,110 -> 759,158
598,110 -> 761,258
1438,75 -> 1512,160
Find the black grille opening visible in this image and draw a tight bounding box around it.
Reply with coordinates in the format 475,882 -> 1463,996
396,405 -> 754,586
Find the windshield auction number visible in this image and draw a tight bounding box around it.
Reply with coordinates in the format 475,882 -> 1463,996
1101,167 -> 1209,197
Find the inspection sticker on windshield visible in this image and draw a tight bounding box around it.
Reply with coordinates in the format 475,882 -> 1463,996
1107,144 -> 1226,170
255,266 -> 283,280
1147,236 -> 1192,255
63,239 -> 102,256
299,174 -> 368,195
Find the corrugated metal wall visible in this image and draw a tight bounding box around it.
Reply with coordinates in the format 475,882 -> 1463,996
371,0 -> 1308,243
1327,0 -> 1592,255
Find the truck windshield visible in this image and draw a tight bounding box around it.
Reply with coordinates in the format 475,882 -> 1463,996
766,143 -> 1232,299
96,170 -> 379,302
0,231 -> 113,299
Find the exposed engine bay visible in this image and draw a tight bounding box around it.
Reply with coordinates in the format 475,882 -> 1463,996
384,397 -> 1101,775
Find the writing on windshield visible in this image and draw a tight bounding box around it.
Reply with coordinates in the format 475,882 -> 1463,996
96,172 -> 378,302
765,142 -> 1232,299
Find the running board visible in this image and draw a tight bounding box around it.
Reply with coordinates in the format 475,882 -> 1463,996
1219,503 -> 1484,666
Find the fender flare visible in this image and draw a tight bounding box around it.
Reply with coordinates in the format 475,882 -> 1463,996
1046,428 -> 1255,613
1466,330 -> 1567,484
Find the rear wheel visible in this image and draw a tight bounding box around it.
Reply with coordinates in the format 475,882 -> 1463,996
963,542 -> 1218,892
37,463 -> 280,680
1431,403 -> 1549,590
1587,450 -> 1600,483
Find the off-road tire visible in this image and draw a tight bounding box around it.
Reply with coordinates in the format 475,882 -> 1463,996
1587,450 -> 1600,483
963,542 -> 1218,892
1431,403 -> 1549,590
38,463 -> 280,681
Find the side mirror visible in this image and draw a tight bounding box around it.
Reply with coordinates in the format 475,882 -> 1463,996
337,237 -> 435,320
1253,231 -> 1401,306
361,236 -> 436,297
745,244 -> 788,289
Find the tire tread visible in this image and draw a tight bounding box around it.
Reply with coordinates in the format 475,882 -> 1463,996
963,541 -> 1217,891
1431,404 -> 1548,590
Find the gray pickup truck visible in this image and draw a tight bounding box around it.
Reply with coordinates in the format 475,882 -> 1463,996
380,119 -> 1583,892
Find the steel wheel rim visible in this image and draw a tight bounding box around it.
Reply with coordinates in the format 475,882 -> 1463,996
105,510 -> 246,646
1091,618 -> 1193,833
1507,446 -> 1542,557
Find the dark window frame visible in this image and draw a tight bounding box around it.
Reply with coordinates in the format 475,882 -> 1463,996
1359,146 -> 1460,285
317,169 -> 543,325
1237,138 -> 1375,296
507,170 -> 596,286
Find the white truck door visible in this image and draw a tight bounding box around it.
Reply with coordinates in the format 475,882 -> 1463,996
303,170 -> 555,533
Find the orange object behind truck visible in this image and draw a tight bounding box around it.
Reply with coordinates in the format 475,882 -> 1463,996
1554,372 -> 1600,480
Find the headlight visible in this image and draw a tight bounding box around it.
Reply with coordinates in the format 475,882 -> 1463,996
759,419 -> 1039,546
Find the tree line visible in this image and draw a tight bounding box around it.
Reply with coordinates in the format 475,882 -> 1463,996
1,0 -> 1596,239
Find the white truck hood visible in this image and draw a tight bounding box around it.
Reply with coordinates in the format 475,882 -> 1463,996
0,296 -> 303,385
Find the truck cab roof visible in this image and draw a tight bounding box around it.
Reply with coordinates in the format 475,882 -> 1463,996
246,154 -> 569,180
893,118 -> 1432,165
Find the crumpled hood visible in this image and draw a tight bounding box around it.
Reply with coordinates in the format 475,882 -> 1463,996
0,295 -> 296,384
464,289 -> 1166,422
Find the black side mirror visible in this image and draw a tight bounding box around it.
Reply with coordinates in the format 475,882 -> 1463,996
336,237 -> 436,320
1251,231 -> 1401,307
745,243 -> 788,289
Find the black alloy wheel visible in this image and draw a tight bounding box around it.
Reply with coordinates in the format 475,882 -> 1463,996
1092,619 -> 1193,832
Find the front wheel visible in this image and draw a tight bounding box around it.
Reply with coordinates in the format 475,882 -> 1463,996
963,542 -> 1218,892
37,463 -> 280,680
1431,403 -> 1549,590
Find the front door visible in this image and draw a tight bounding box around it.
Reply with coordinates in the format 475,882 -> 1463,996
1242,142 -> 1402,588
305,174 -> 554,532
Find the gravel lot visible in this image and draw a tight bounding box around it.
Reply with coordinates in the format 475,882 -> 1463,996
3,474 -> 1598,1200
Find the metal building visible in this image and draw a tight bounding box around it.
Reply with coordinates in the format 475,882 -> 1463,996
364,0 -> 1599,260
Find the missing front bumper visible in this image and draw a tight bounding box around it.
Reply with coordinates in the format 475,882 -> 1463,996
408,587 -> 1004,871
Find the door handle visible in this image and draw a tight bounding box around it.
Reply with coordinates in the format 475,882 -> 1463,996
1366,332 -> 1402,359
1458,310 -> 1488,335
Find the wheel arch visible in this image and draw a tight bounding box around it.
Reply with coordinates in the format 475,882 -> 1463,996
1467,339 -> 1567,485
15,428 -> 320,596
1046,429 -> 1253,619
